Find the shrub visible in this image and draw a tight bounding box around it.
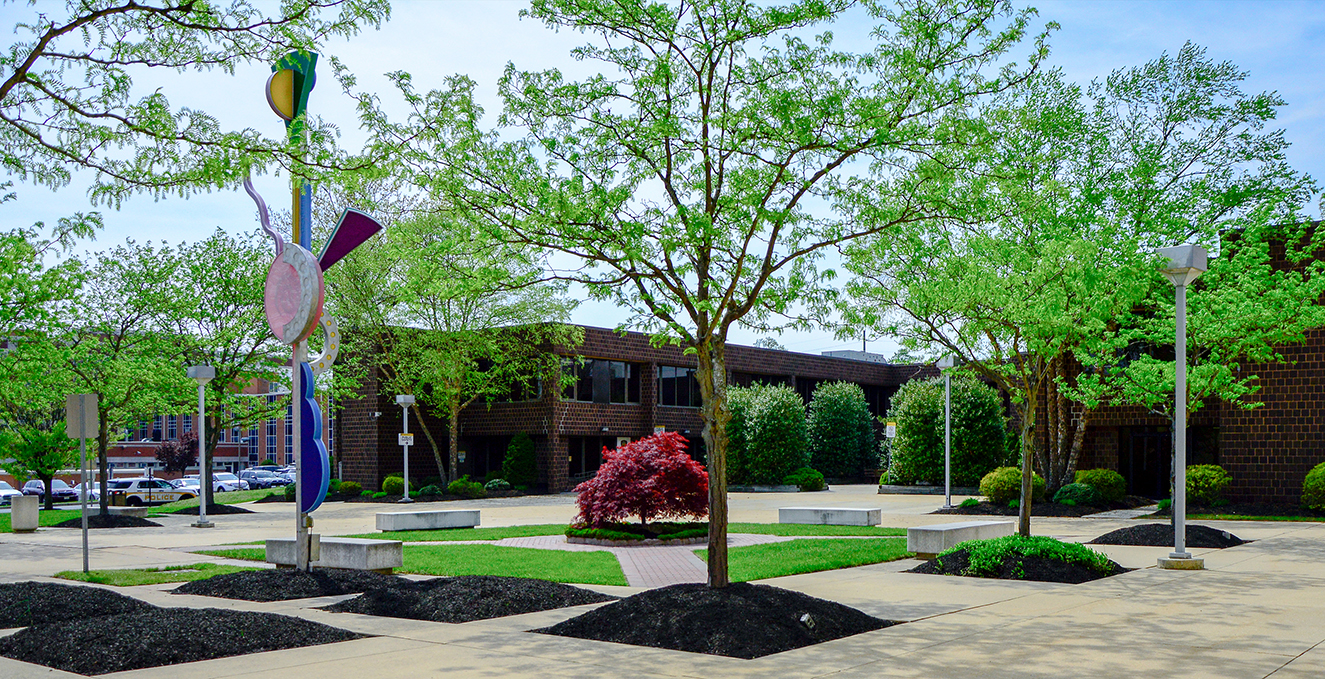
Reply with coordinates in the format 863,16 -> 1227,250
1074,469 -> 1126,503
360,490 -> 373,497
725,383 -> 809,485
338,481 -> 362,497
418,484 -> 442,496
1303,462 -> 1325,510
574,432 -> 708,527
1187,464 -> 1231,506
446,475 -> 486,499
372,491 -> 388,499
501,433 -> 538,488
935,535 -> 1115,579
806,382 -> 876,478
979,466 -> 1045,504
1157,498 -> 1172,510
283,483 -> 296,501
328,478 -> 342,494
782,467 -> 825,492
886,376 -> 1006,487
484,478 -> 512,491
1052,483 -> 1102,507
960,498 -> 980,508
382,476 -> 405,495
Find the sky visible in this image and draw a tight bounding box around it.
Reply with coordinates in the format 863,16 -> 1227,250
3,0 -> 1323,359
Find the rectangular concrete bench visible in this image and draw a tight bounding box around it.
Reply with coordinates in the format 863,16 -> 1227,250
108,506 -> 148,518
778,507 -> 882,526
907,520 -> 1014,559
266,537 -> 403,573
376,509 -> 479,532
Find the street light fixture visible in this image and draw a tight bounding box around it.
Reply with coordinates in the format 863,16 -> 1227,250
936,356 -> 956,509
1156,244 -> 1207,570
396,395 -> 416,503
187,366 -> 216,528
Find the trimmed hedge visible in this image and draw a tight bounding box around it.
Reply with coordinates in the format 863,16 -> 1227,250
806,381 -> 876,478
885,376 -> 1005,487
1074,469 -> 1126,503
726,384 -> 809,485
1052,483 -> 1101,507
1187,465 -> 1231,506
382,476 -> 405,495
783,467 -> 825,492
1303,462 -> 1325,510
338,481 -> 362,496
979,466 -> 1045,504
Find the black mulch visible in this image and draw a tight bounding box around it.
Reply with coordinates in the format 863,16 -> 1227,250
173,567 -> 408,602
0,607 -> 364,675
1152,502 -> 1325,520
171,503 -> 255,515
254,493 -> 291,503
325,575 -> 616,623
1090,523 -> 1245,548
51,514 -> 161,529
535,582 -> 897,659
908,549 -> 1128,584
934,496 -> 1154,518
0,582 -> 153,628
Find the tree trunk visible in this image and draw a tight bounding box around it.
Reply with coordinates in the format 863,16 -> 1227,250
447,399 -> 461,486
41,474 -> 54,511
96,414 -> 109,517
1018,398 -> 1036,537
202,411 -> 216,509
693,338 -> 732,589
413,402 -> 447,484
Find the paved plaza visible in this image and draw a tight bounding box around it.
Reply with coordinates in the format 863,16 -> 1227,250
2,486 -> 1323,678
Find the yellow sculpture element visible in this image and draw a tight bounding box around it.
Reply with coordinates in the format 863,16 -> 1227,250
266,69 -> 296,121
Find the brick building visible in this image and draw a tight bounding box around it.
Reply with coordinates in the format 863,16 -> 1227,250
337,326 -> 934,493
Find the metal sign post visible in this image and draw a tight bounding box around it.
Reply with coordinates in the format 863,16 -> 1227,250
397,395 -> 416,502
187,366 -> 215,528
936,356 -> 955,509
66,394 -> 98,574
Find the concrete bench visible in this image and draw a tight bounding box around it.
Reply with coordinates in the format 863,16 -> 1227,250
907,520 -> 1014,559
778,507 -> 882,526
376,509 -> 479,532
108,506 -> 148,518
265,537 -> 403,574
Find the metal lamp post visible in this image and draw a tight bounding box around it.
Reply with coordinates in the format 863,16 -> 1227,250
187,366 -> 216,528
937,356 -> 956,508
397,395 -> 416,503
1156,245 -> 1207,570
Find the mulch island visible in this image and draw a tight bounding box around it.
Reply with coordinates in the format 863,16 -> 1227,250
909,535 -> 1128,584
325,575 -> 616,623
1090,523 -> 1245,548
0,582 -> 153,628
536,582 -> 896,659
173,567 -> 407,602
0,606 -> 363,675
51,514 -> 161,529
934,496 -> 1154,518
566,521 -> 707,546
171,503 -> 255,515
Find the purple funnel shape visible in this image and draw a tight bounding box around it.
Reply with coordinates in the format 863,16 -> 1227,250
319,208 -> 383,271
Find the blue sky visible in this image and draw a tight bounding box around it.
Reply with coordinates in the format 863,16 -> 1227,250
3,0 -> 1323,357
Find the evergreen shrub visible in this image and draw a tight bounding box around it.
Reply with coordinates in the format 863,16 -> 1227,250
446,475 -> 486,498
1074,469 -> 1126,503
725,384 -> 809,485
501,433 -> 538,488
979,466 -> 1045,504
806,382 -> 876,478
1052,482 -> 1101,507
338,481 -> 362,496
886,376 -> 1005,486
1187,465 -> 1231,506
1303,462 -> 1325,510
484,478 -> 512,491
382,476 -> 405,495
782,467 -> 825,492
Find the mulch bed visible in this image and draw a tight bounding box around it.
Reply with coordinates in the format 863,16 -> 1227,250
325,575 -> 616,623
934,496 -> 1154,518
173,567 -> 407,602
51,514 -> 161,529
344,490 -> 522,503
0,582 -> 153,628
0,606 -> 363,675
171,503 -> 255,515
1152,503 -> 1325,520
908,549 -> 1127,584
536,582 -> 897,659
1090,523 -> 1245,548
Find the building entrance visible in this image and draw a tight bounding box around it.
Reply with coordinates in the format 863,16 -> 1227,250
1123,427 -> 1171,499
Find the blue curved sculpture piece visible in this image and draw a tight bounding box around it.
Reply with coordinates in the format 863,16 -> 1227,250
298,361 -> 330,514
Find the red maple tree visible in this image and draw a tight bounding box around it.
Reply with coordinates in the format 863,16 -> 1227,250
574,432 -> 708,527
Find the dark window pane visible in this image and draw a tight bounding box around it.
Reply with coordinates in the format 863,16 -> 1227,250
610,361 -> 626,403
576,361 -> 594,402
660,366 -> 676,405
627,363 -> 640,404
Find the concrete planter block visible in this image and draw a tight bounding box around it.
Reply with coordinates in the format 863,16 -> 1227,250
10,495 -> 38,532
266,537 -> 403,573
778,507 -> 882,526
907,520 -> 1014,559
376,509 -> 480,532
107,506 -> 148,518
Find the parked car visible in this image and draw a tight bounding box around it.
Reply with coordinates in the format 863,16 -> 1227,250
21,479 -> 79,502
214,472 -> 248,491
69,482 -> 101,502
0,481 -> 22,505
105,478 -> 195,506
239,470 -> 288,489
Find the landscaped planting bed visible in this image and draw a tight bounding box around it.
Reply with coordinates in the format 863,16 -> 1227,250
909,535 -> 1127,584
566,521 -> 707,545
1090,523 -> 1244,548
51,514 -> 162,528
169,503 -> 255,515
0,582 -> 152,628
0,607 -> 363,675
325,575 -> 616,622
172,567 -> 407,601
536,582 -> 896,658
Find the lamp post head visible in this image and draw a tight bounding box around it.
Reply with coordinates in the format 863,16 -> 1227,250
395,394 -> 415,407
936,356 -> 956,369
1157,244 -> 1208,287
187,365 -> 216,385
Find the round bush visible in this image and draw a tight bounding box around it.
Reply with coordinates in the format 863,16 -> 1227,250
1052,482 -> 1101,507
806,382 -> 876,478
1074,469 -> 1126,503
725,384 -> 809,485
1302,462 -> 1325,510
782,467 -> 825,492
1186,465 -> 1231,506
484,478 -> 512,491
418,484 -> 442,496
447,475 -> 486,499
886,376 -> 1006,487
283,483 -> 296,501
338,481 -> 362,497
979,466 -> 1046,504
381,476 -> 405,495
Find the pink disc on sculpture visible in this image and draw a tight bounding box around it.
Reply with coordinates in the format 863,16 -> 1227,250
264,245 -> 325,344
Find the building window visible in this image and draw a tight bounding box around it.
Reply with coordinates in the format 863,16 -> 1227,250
609,361 -> 640,404
285,405 -> 293,457
658,365 -> 701,407
167,415 -> 177,440
182,415 -> 192,433
563,359 -> 593,402
266,395 -> 278,461
562,359 -> 641,404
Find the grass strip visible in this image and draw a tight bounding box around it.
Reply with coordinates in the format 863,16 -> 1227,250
340,524 -> 567,542
56,562 -> 262,586
1182,514 -> 1325,522
696,538 -> 910,582
156,489 -> 281,512
0,509 -> 83,533
196,548 -> 265,561
728,522 -> 907,537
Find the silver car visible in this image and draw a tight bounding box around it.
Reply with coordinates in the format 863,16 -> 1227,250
0,481 -> 22,505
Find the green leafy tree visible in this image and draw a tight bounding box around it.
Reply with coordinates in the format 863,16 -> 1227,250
885,376 -> 1005,487
806,382 -> 876,479
726,384 -> 809,485
0,421 -> 78,511
0,219 -> 98,335
355,0 -> 1050,587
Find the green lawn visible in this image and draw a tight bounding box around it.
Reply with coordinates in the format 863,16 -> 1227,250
197,544 -> 627,586
341,524 -> 568,542
56,562 -> 262,586
728,522 -> 907,537
1183,513 -> 1325,522
155,489 -> 281,512
0,508 -> 82,532
696,537 -> 911,582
